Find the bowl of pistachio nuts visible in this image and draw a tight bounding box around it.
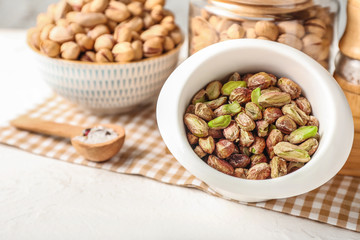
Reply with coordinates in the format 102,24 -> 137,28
157,39 -> 354,202
27,0 -> 183,114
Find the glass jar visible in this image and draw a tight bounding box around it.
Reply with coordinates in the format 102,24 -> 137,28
189,0 -> 339,71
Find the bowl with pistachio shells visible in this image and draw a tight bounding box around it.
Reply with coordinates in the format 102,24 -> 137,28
27,0 -> 183,114
157,39 -> 354,202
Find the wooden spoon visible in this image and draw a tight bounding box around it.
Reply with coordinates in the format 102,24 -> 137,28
10,116 -> 126,162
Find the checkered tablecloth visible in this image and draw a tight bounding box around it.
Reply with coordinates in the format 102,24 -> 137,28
0,95 -> 359,232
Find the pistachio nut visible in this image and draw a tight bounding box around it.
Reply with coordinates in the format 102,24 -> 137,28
49,25 -> 74,43
66,12 -> 107,27
206,81 -> 222,100
254,21 -> 279,41
277,21 -> 305,38
170,28 -> 182,45
114,26 -> 132,43
151,5 -> 164,23
214,101 -> 242,117
258,92 -> 291,108
199,136 -> 216,154
54,0 -> 72,21
87,24 -> 110,39
28,27 -> 41,49
94,34 -> 114,51
239,129 -> 255,147
287,126 -> 318,144
143,37 -> 164,57
121,17 -> 144,32
142,12 -> 154,29
229,87 -> 252,104
251,87 -> 261,106
163,36 -> 175,51
295,97 -> 312,115
60,41 -> 80,60
261,86 -> 281,95
131,40 -> 143,61
187,132 -> 199,145
208,115 -> 232,130
302,33 -> 322,47
277,77 -> 302,99
221,81 -> 247,96
113,42 -> 135,62
287,162 -> 304,173
192,89 -> 207,105
266,129 -> 283,159
75,33 -> 94,51
195,102 -> 215,121
40,39 -> 60,58
194,145 -> 207,158
236,112 -> 256,132
229,72 -> 241,81
205,96 -> 227,110
144,0 -> 165,10
227,23 -> 245,39
161,15 -> 176,32
282,104 -> 309,126
141,24 -> 168,41
263,107 -> 283,124
277,34 -> 303,50
304,18 -> 326,38
307,116 -> 319,127
40,24 -> 55,41
69,22 -> 85,35
275,115 -> 297,134
256,120 -> 269,138
234,168 -> 248,179
215,139 -> 235,159
90,0 -> 109,13
247,163 -> 271,180
273,142 -> 311,162
249,136 -> 266,155
184,113 -> 209,138
207,155 -> 234,175
245,102 -> 262,121
223,121 -> 240,142
80,51 -> 96,62
250,153 -> 268,168
270,156 -> 287,178
247,72 -> 273,90
229,154 -> 250,168
104,1 -> 131,22
299,138 -> 319,156
208,129 -> 224,139
127,1 -> 143,16
95,48 -> 113,62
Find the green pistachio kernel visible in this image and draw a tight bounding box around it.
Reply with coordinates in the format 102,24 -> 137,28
208,115 -> 232,130
288,126 -> 318,144
221,81 -> 247,96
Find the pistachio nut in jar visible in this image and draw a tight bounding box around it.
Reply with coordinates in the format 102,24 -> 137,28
189,0 -> 339,70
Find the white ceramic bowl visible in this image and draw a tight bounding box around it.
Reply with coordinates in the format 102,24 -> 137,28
28,41 -> 182,115
157,39 -> 354,202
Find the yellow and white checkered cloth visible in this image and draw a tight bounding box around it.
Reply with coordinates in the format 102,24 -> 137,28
0,95 -> 359,232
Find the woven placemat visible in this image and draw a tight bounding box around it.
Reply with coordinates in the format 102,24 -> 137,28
0,95 -> 359,232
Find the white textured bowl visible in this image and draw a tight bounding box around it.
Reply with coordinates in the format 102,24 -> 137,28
157,39 -> 354,202
29,42 -> 182,115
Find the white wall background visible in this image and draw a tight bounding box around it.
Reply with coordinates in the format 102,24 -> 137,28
0,0 -> 348,37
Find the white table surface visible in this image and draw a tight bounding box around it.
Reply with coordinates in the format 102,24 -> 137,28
0,27 -> 359,240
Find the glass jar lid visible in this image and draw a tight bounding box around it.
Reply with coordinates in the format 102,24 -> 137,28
208,0 -> 314,18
